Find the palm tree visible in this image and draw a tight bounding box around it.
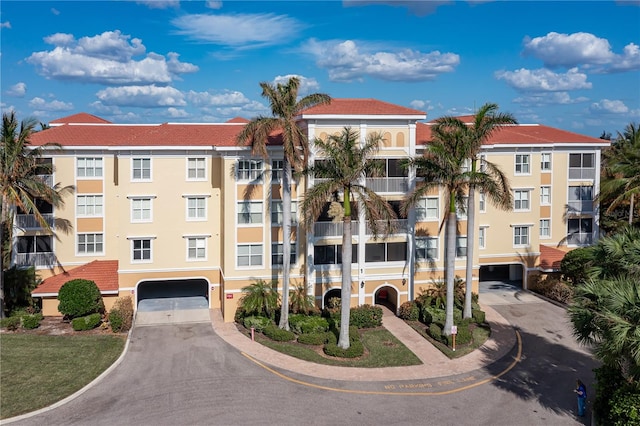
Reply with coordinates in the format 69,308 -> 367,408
435,104 -> 516,319
239,279 -> 280,320
236,77 -> 330,330
301,127 -> 397,349
0,111 -> 74,318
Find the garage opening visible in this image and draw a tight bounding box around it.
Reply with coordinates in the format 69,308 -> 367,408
479,264 -> 524,287
136,279 -> 210,325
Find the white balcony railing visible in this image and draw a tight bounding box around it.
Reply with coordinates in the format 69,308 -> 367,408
16,252 -> 56,267
568,167 -> 596,180
567,201 -> 594,214
365,177 -> 408,193
314,221 -> 359,238
566,232 -> 593,246
16,214 -> 55,229
365,219 -> 408,235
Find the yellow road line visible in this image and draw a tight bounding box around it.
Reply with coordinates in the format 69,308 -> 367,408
241,330 -> 523,396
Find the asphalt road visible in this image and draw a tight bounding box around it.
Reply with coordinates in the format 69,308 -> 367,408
7,283 -> 598,426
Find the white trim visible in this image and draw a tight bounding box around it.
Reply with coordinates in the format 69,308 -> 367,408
186,156 -> 207,182
130,157 -> 152,182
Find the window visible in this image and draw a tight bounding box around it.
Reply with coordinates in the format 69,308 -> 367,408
540,186 -> 551,205
456,197 -> 468,220
237,244 -> 262,267
132,158 -> 151,180
479,155 -> 487,172
272,243 -> 297,265
271,200 -> 297,226
187,157 -> 206,180
187,197 -> 207,220
540,219 -> 551,238
132,238 -> 152,261
77,195 -> 103,217
456,236 -> 467,258
78,233 -> 103,254
461,158 -> 471,173
187,237 -> 206,260
514,190 -> 530,211
271,159 -> 284,182
18,235 -> 52,254
515,154 -> 530,174
479,191 -> 486,212
478,227 -> 487,249
237,160 -> 263,181
77,157 -> 103,178
568,186 -> 593,213
513,226 -> 530,246
569,153 -> 595,180
541,153 -> 551,171
365,242 -> 407,262
416,197 -> 439,221
131,198 -> 152,222
314,245 -> 357,265
238,201 -> 263,224
567,218 -> 593,245
416,237 -> 438,260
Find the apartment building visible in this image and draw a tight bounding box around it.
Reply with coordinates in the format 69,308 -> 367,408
23,99 -> 608,320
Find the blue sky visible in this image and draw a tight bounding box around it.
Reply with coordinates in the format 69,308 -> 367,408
1,1 -> 639,138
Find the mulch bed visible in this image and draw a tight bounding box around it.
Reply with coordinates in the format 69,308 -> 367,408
0,317 -> 123,336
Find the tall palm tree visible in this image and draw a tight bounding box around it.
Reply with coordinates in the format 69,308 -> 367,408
436,104 -> 516,318
0,111 -> 74,318
237,77 -> 330,330
301,127 -> 397,349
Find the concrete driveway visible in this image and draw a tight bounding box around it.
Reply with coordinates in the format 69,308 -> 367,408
135,296 -> 211,326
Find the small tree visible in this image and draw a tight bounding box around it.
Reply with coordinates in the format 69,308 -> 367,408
57,279 -> 104,319
239,279 -> 280,320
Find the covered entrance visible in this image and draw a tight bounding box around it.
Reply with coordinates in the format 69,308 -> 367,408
136,279 -> 210,326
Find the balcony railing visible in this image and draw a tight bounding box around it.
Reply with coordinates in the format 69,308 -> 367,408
314,221 -> 359,238
568,167 -> 596,180
567,200 -> 594,214
16,213 -> 55,229
16,252 -> 56,267
566,232 -> 593,246
365,219 -> 408,235
365,177 -> 408,193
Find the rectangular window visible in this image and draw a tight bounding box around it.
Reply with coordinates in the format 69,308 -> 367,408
479,191 -> 486,212
271,159 -> 284,182
540,186 -> 551,205
271,200 -> 297,226
237,244 -> 262,267
132,238 -> 152,261
187,197 -> 207,220
77,157 -> 103,178
132,158 -> 151,180
568,185 -> 594,213
478,227 -> 487,249
513,226 -> 530,246
77,195 -> 103,217
540,219 -> 551,238
78,233 -> 104,254
271,243 -> 297,266
569,153 -> 596,180
238,201 -> 263,224
364,242 -> 406,262
416,197 -> 439,221
237,160 -> 263,181
131,198 -> 152,222
187,157 -> 206,180
314,245 -> 357,265
514,190 -> 530,211
567,218 -> 593,245
515,154 -> 530,174
456,236 -> 467,258
416,237 -> 438,260
541,153 -> 551,171
187,237 -> 206,260
18,235 -> 52,254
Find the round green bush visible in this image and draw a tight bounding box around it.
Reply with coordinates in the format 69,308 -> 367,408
289,314 -> 329,334
398,301 -> 419,321
297,332 -> 329,345
58,279 -> 104,319
323,339 -> 364,358
428,322 -> 443,342
243,315 -> 272,332
72,313 -> 102,331
109,309 -> 124,332
21,313 -> 43,329
263,324 -> 296,341
472,309 -> 486,324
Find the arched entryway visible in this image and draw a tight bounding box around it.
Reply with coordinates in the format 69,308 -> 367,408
374,285 -> 398,313
323,288 -> 341,308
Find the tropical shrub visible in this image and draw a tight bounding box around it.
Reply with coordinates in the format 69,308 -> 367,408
593,364 -> 640,425
57,279 -> 104,319
398,301 -> 419,321
297,332 -> 329,345
109,297 -> 134,333
323,328 -> 364,358
428,323 -> 443,342
289,314 -> 329,334
21,313 -> 44,329
0,316 -> 21,331
71,313 -> 102,331
289,284 -> 318,315
2,266 -> 39,314
109,310 -> 124,333
529,274 -> 574,304
472,309 -> 486,324
560,247 -> 594,284
243,315 -> 272,332
239,279 -> 280,320
263,324 -> 296,342
350,304 -> 383,328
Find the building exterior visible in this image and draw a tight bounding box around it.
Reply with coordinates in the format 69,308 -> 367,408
22,99 -> 608,320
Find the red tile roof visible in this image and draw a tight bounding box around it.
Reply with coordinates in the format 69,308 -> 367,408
50,113 -> 112,125
32,260 -> 119,296
301,98 -> 426,116
539,245 -> 568,271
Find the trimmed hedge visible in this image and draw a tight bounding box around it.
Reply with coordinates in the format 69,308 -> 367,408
297,332 -> 329,345
398,301 -> 419,321
350,304 -> 383,328
263,325 -> 296,342
472,309 -> 486,324
21,313 -> 44,329
58,279 -> 104,319
289,314 -> 329,334
243,315 -> 272,332
71,313 -> 102,331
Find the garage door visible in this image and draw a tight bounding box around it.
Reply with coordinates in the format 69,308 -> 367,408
136,279 -> 211,326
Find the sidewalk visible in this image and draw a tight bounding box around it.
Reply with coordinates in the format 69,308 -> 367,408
210,304 -> 517,382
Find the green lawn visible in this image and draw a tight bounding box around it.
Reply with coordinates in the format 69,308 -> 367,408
0,334 -> 126,419
251,327 -> 422,367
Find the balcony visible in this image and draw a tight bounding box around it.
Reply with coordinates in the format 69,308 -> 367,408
365,219 -> 408,235
16,252 -> 56,267
365,177 -> 408,193
566,232 -> 593,246
566,200 -> 594,214
314,221 -> 359,238
568,167 -> 596,180
16,214 -> 55,229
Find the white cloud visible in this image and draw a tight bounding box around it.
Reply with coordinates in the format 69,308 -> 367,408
1,21 -> 11,29
206,1 -> 222,9
523,32 -> 640,72
51,8 -> 60,15
6,82 -> 27,97
589,99 -> 629,114
513,92 -> 589,107
272,75 -> 321,95
136,0 -> 179,9
28,31 -> 198,85
96,85 -> 186,107
495,67 -> 591,91
166,107 -> 189,118
186,89 -> 250,106
28,97 -> 73,111
303,39 -> 459,82
171,13 -> 304,49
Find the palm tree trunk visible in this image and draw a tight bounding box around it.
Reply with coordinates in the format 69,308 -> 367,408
339,214 -> 352,349
444,207 -> 457,336
629,194 -> 635,226
464,165 -> 476,319
278,159 -> 292,330
0,197 -> 7,319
